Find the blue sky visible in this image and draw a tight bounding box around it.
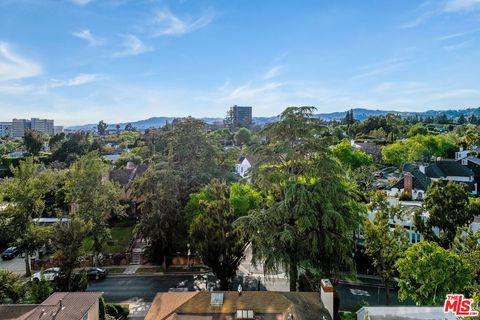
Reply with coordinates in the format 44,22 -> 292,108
1,0 -> 480,125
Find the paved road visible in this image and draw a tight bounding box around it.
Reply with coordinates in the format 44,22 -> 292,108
86,275 -> 194,302
87,274 -> 416,315
0,257 -> 26,275
336,281 -> 415,311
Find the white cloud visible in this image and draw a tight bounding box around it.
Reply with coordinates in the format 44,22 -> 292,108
113,35 -> 153,57
0,83 -> 33,95
70,0 -> 93,6
72,29 -> 103,46
50,73 -> 99,88
443,38 -> 473,51
218,81 -> 283,102
0,42 -> 43,81
350,58 -> 409,81
150,8 -> 214,37
444,0 -> 480,12
263,65 -> 283,80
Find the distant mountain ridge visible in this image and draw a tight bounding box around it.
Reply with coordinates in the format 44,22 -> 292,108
66,107 -> 480,131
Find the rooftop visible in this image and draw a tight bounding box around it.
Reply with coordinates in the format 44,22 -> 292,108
146,291 -> 331,320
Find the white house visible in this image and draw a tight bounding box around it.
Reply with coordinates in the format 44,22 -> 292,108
235,156 -> 259,178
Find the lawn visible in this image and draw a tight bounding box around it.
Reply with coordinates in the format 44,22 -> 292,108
136,267 -> 164,273
105,267 -> 126,274
166,265 -> 211,273
82,220 -> 135,255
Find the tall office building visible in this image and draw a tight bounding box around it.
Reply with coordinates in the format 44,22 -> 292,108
31,118 -> 54,136
12,118 -> 31,138
230,105 -> 253,128
0,122 -> 12,138
11,118 -> 55,138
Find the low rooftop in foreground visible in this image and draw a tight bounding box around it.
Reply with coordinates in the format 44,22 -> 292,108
0,292 -> 103,320
145,291 -> 332,320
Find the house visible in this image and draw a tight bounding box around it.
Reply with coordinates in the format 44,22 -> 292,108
235,156 -> 259,178
367,199 -> 425,244
389,164 -> 431,201
351,140 -> 383,161
0,292 -> 103,320
145,287 -> 334,320
424,159 -> 477,194
357,306 -> 455,320
109,162 -> 148,215
455,147 -> 480,186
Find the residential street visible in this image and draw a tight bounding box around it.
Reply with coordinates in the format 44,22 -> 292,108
86,274 -> 194,302
0,256 -> 25,275
336,281 -> 415,311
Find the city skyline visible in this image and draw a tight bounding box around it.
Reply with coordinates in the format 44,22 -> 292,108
1,0 -> 480,125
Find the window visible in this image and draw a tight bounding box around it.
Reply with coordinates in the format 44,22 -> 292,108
236,310 -> 254,319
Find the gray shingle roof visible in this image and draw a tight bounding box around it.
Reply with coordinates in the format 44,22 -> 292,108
425,160 -> 474,178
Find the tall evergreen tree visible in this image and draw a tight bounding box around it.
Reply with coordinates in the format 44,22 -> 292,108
238,106 -> 363,291
187,180 -> 261,289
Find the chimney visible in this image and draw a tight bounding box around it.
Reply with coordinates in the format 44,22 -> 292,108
126,162 -> 135,170
404,173 -> 413,194
320,279 -> 334,319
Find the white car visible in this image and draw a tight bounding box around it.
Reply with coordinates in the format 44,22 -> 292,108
31,267 -> 60,282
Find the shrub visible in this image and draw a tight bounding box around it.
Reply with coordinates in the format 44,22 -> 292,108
399,191 -> 412,201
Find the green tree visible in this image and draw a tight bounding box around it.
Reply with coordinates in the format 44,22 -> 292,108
0,269 -> 26,303
415,181 -> 479,249
364,192 -> 409,304
0,157 -> 53,276
97,120 -> 108,136
396,241 -> 473,306
238,107 -> 363,291
23,129 -> 44,156
332,139 -> 373,171
454,225 -> 480,284
187,180 -> 261,289
53,217 -> 89,291
458,114 -> 467,125
234,128 -> 252,146
124,123 -> 136,131
133,164 -> 183,265
65,152 -> 123,266
29,276 -> 53,303
469,114 -> 479,125
381,141 -> 408,168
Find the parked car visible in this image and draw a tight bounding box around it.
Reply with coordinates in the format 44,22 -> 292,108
31,267 -> 60,282
86,267 -> 108,280
1,247 -> 18,260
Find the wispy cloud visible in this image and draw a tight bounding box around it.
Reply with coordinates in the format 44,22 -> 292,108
70,0 -> 93,6
263,65 -> 283,80
351,58 -> 409,81
50,73 -> 99,88
400,12 -> 432,29
149,8 -> 214,37
113,35 -> 153,57
443,0 -> 480,12
218,81 -> 283,102
438,28 -> 480,40
72,29 -> 103,46
443,38 -> 473,51
0,41 -> 42,81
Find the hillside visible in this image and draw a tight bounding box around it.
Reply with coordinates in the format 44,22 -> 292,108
66,107 -> 480,131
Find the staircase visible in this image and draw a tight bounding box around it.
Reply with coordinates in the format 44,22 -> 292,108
130,239 -> 147,265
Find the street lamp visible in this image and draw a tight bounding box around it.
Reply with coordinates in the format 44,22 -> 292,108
187,243 -> 191,269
